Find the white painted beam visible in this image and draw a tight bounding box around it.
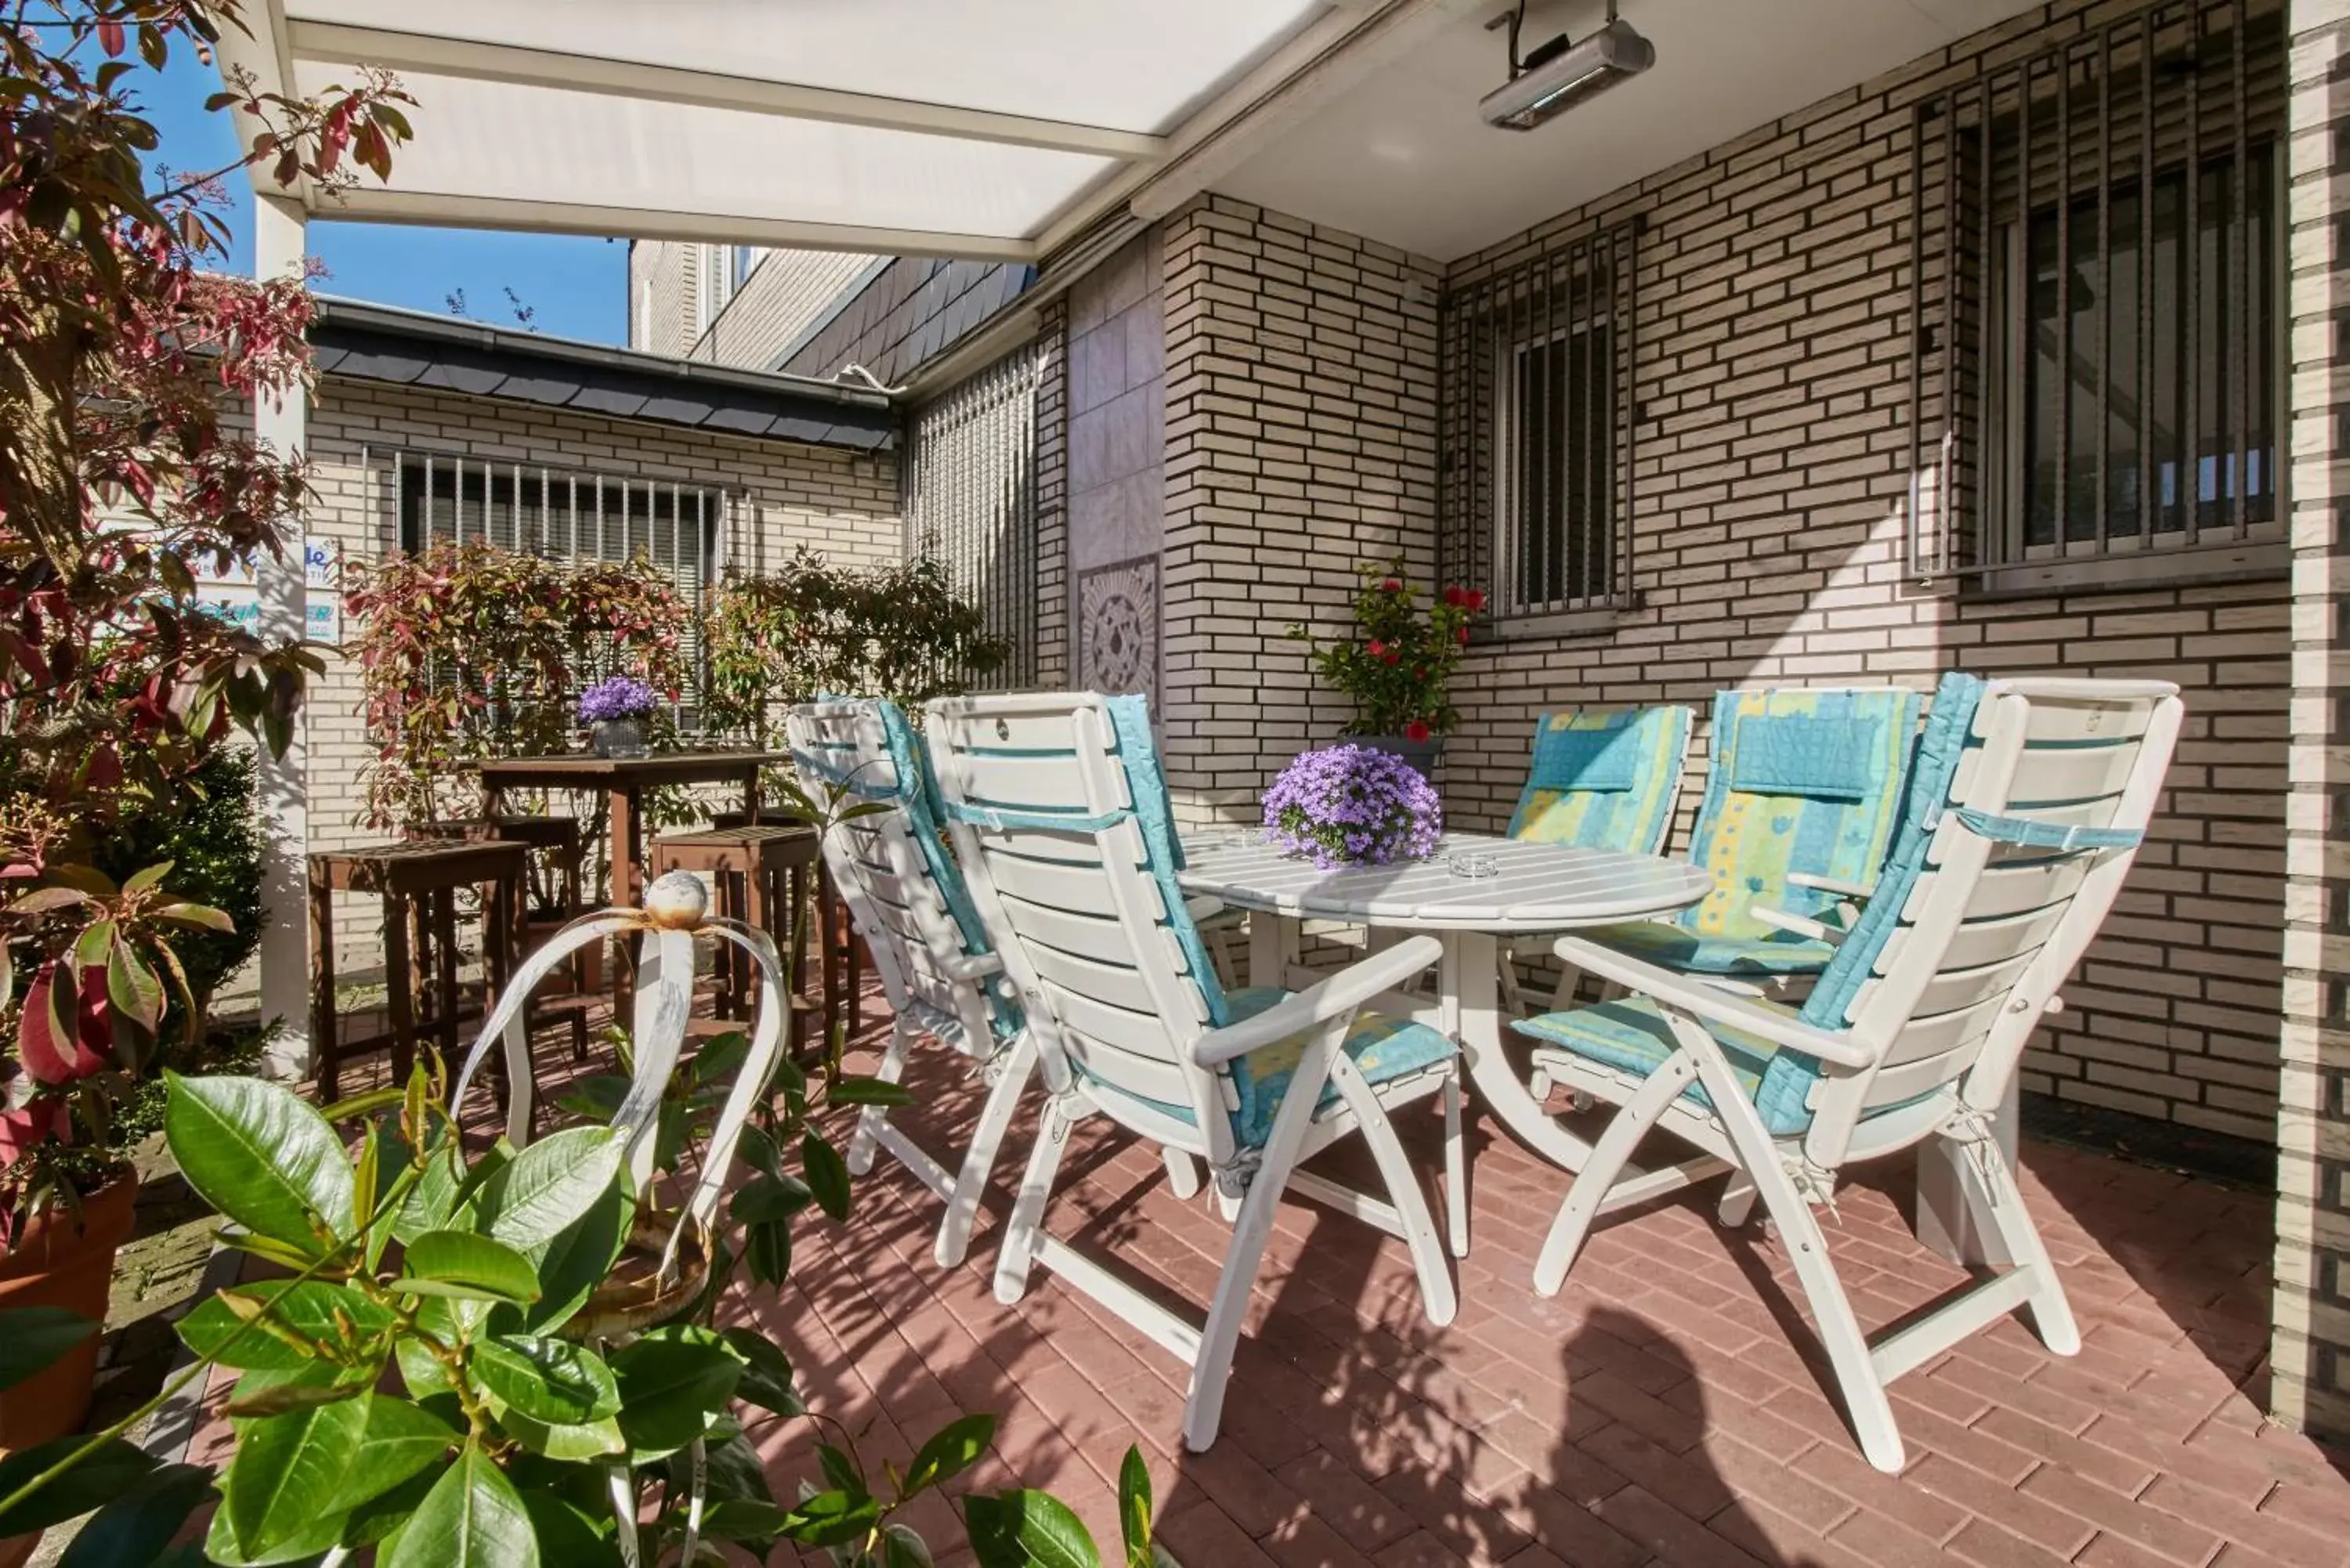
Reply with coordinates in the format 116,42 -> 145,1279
318,186 -> 1039,263
287,20 -> 1168,161
252,193 -> 310,1082
210,0 -> 309,202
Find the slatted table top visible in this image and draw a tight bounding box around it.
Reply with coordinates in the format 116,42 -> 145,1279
475,750 -> 786,788
1175,830 -> 1711,931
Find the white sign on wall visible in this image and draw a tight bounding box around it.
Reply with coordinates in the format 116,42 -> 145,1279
189,535 -> 343,648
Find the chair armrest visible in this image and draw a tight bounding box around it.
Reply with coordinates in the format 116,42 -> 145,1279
1194,934 -> 1444,1068
941,952 -> 1005,983
1549,936 -> 1878,1068
1750,905 -> 1840,945
1184,893 -> 1227,923
1787,871 -> 1874,900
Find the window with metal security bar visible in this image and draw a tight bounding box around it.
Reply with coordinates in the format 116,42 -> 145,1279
1440,221 -> 1639,630
1907,0 -> 2286,591
905,347 -> 1042,689
390,452 -> 725,685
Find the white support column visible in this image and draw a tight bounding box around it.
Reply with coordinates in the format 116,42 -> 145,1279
253,193 -> 310,1081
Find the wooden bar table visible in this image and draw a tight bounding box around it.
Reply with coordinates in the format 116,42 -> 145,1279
475,750 -> 787,1016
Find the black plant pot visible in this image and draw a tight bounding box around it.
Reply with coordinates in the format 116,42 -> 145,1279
1350,734 -> 1444,772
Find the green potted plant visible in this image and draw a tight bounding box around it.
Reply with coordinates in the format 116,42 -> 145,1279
0,0 -> 410,1498
0,813 -> 237,1456
0,1057 -> 1173,1567
1289,565 -> 1484,766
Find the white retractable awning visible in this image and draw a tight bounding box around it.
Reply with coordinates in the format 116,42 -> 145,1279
218,0 -> 1466,262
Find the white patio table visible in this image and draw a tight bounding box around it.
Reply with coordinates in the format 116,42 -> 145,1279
1176,830 -> 1712,1194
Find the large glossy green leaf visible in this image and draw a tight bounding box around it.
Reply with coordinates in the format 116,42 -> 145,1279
718,1327 -> 801,1418
176,1281 -> 396,1371
382,1440 -> 540,1568
885,1522 -> 940,1568
905,1413 -> 995,1497
201,1500 -> 349,1566
728,1169 -> 812,1227
801,1130 -> 851,1221
224,1357 -> 379,1417
610,1325 -> 743,1457
514,1178 -> 629,1335
1118,1447 -> 1154,1568
165,1072 -> 355,1254
320,1395 -> 460,1516
519,1491 -> 622,1568
701,1499 -> 791,1543
0,1306 -> 96,1392
399,1230 -> 541,1303
57,1462 -> 211,1568
472,1334 -> 619,1424
223,1393 -> 371,1558
340,1466 -> 442,1552
392,1135 -> 468,1245
0,1437 -> 159,1535
472,1126 -> 623,1255
777,1488 -> 883,1549
966,1490 -> 1103,1568
500,1409 -> 625,1461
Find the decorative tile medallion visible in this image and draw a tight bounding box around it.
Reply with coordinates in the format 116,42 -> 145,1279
1079,555 -> 1158,702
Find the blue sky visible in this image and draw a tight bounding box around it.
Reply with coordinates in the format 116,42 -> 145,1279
140,40 -> 627,343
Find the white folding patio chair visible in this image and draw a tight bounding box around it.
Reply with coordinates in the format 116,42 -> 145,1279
1515,674 -> 2182,1473
924,690 -> 1463,1451
785,698 -> 1036,1269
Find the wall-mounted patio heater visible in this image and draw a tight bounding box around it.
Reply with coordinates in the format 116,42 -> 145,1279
1480,1 -> 1655,130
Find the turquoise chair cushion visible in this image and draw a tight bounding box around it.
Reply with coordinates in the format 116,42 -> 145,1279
1522,673 -> 1990,1137
1508,706 -> 1691,856
1513,996 -> 1813,1136
1632,687 -> 1921,970
1574,919 -> 1838,977
1220,987 -> 1457,1147
1083,985 -> 1455,1148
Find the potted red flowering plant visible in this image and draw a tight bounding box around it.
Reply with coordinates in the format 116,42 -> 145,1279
1289,564 -> 1483,766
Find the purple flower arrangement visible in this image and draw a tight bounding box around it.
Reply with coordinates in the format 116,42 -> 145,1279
577,675 -> 659,724
1263,744 -> 1443,869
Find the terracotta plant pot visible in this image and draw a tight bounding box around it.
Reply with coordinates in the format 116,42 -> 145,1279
0,1172 -> 136,1451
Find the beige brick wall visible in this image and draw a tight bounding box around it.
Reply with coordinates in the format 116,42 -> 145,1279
1158,197 -> 1442,815
298,376 -> 900,968
696,249 -> 880,371
1036,296 -> 1072,687
627,240 -> 696,359
1159,1 -> 2289,1147
2275,0 -> 2350,1445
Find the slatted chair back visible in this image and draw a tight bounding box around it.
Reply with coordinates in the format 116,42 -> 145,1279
784,698 -> 1003,1055
1675,685 -> 1921,941
923,691 -> 1242,1169
1507,704 -> 1693,855
1786,674 -> 2182,1164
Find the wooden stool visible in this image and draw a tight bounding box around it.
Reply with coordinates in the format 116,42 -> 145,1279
308,840 -> 528,1106
410,815 -> 591,1059
710,811 -> 865,1044
649,826 -> 820,1051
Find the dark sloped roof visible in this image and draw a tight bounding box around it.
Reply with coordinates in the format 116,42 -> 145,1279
778,258 -> 1035,386
310,298 -> 898,452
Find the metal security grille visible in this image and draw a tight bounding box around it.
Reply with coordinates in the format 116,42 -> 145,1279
1440,219 -> 1640,623
905,346 -> 1042,689
391,451 -> 724,679
1906,0 -> 2285,579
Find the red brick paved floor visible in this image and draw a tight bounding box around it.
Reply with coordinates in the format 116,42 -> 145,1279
188,982 -> 2337,1567
730,988 -> 2337,1568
